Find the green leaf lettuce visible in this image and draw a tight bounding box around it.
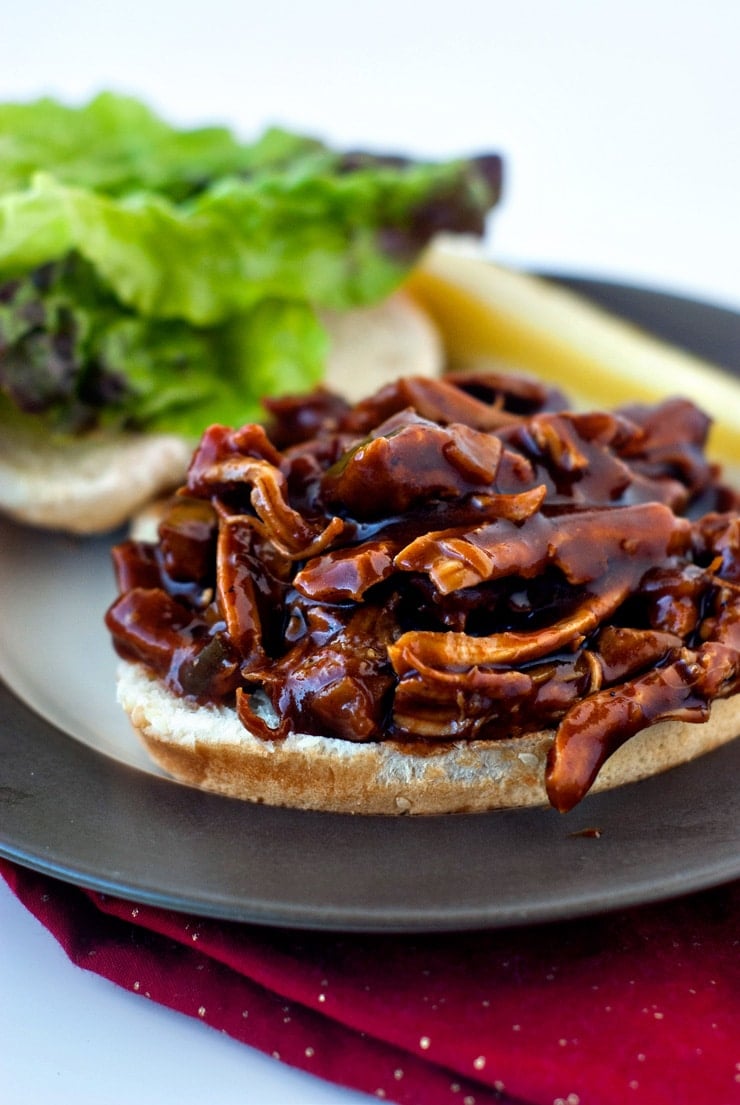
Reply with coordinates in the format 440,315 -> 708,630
0,93 -> 502,438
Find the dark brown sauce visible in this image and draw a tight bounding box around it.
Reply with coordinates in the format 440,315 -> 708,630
105,373 -> 740,810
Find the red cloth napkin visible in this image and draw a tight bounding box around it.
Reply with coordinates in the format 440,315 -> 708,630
2,859 -> 738,1105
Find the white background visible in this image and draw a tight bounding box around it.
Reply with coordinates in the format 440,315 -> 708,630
1,2 -> 739,1102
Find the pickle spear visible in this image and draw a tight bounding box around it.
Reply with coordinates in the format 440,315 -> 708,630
408,243 -> 740,465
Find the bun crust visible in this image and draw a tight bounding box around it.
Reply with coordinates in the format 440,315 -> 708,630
117,660 -> 740,814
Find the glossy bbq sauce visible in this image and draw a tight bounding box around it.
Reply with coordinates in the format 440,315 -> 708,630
105,373 -> 740,810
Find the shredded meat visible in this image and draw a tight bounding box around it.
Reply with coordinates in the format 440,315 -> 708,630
105,371 -> 740,810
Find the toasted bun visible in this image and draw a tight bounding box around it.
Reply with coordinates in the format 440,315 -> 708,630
117,660 -> 739,814
0,292 -> 442,534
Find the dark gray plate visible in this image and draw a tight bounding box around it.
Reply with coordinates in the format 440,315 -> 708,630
1,277 -> 738,932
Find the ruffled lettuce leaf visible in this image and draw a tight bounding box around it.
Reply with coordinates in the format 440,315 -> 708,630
0,160 -> 498,322
0,93 -> 503,436
0,91 -> 325,199
0,257 -> 327,436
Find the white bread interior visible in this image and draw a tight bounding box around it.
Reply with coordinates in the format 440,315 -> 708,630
0,291 -> 443,534
117,660 -> 739,815
320,290 -> 444,401
0,425 -> 194,535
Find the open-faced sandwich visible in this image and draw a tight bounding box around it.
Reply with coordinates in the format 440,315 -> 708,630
105,371 -> 740,813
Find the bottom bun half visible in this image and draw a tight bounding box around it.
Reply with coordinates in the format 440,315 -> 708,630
117,661 -> 740,815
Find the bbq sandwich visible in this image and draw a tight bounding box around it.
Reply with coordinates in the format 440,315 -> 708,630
105,372 -> 740,813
